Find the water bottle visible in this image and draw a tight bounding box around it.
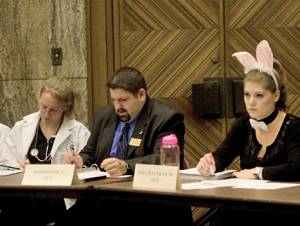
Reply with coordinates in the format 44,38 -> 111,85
160,134 -> 180,167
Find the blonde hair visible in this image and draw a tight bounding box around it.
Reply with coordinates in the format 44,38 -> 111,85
244,59 -> 286,110
39,76 -> 75,117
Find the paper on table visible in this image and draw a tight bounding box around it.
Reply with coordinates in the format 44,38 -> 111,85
107,174 -> 132,179
232,181 -> 299,189
0,164 -> 23,176
182,178 -> 267,190
0,169 -> 23,176
182,178 -> 300,190
182,181 -> 225,190
77,168 -> 132,181
77,168 -> 107,181
180,167 -> 236,180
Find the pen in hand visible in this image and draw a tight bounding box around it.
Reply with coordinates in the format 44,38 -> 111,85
209,153 -> 215,175
69,144 -> 75,162
69,144 -> 75,154
0,164 -> 21,171
210,165 -> 214,175
65,143 -> 75,164
65,144 -> 83,168
18,159 -> 30,169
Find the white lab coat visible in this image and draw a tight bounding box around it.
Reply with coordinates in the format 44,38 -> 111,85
2,112 -> 90,209
0,123 -> 10,163
0,123 -> 10,144
2,112 -> 90,166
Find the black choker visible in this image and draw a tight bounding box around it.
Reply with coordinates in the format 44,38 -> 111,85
254,109 -> 278,125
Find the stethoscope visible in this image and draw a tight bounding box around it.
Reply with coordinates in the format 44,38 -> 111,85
30,118 -> 63,162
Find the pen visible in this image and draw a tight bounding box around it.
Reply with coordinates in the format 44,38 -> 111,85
210,165 -> 214,175
69,143 -> 75,155
0,164 -> 20,170
209,153 -> 215,175
68,143 -> 75,164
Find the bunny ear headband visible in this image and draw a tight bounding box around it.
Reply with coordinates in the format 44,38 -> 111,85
232,40 -> 279,90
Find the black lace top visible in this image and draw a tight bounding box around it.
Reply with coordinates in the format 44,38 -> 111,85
213,113 -> 300,181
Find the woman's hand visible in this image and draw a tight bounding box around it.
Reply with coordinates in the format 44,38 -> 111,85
18,159 -> 30,168
233,168 -> 257,179
64,152 -> 83,169
196,153 -> 215,176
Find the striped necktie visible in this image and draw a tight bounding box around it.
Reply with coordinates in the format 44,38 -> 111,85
116,123 -> 130,160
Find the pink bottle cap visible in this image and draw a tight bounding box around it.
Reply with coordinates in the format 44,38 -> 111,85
162,134 -> 178,145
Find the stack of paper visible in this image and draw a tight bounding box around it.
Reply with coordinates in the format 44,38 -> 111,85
180,167 -> 236,181
77,167 -> 107,181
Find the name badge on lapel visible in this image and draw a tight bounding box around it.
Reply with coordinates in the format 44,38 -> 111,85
129,138 -> 141,147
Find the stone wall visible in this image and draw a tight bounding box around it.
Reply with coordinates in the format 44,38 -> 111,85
0,0 -> 89,128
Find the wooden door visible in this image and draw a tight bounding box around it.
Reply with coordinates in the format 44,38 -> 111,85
224,0 -> 300,169
88,0 -> 300,223
112,0 -> 227,167
226,0 -> 300,116
88,0 -> 300,168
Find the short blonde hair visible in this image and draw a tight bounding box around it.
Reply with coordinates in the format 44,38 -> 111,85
39,76 -> 75,117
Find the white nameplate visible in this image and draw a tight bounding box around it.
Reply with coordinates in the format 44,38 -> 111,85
22,164 -> 79,186
133,164 -> 180,191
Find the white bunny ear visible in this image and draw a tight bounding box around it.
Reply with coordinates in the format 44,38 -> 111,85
232,52 -> 257,73
256,40 -> 273,71
256,40 -> 279,90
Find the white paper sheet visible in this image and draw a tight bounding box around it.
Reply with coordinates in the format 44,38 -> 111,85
0,169 -> 23,176
182,178 -> 299,190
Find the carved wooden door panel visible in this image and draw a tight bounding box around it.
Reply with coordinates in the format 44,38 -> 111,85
225,0 -> 300,169
118,0 -> 226,167
226,0 -> 300,116
88,0 -> 300,168
89,0 -> 300,223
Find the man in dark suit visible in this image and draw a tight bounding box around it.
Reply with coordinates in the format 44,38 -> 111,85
65,66 -> 185,173
62,67 -> 193,225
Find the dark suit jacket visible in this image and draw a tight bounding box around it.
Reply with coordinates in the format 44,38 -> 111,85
80,98 -> 185,171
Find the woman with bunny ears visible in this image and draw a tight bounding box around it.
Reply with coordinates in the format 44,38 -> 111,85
196,40 -> 300,225
197,40 -> 300,181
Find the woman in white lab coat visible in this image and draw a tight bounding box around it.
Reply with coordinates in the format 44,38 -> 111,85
3,112 -> 90,166
2,76 -> 90,166
0,123 -> 10,163
0,76 -> 90,225
0,123 -> 10,145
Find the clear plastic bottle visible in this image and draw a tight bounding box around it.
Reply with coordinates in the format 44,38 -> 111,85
160,134 -> 180,167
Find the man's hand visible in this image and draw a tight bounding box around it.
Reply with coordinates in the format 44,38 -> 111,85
100,158 -> 128,177
64,152 -> 83,169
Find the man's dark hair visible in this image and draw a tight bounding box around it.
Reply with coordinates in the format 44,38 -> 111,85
107,67 -> 147,96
